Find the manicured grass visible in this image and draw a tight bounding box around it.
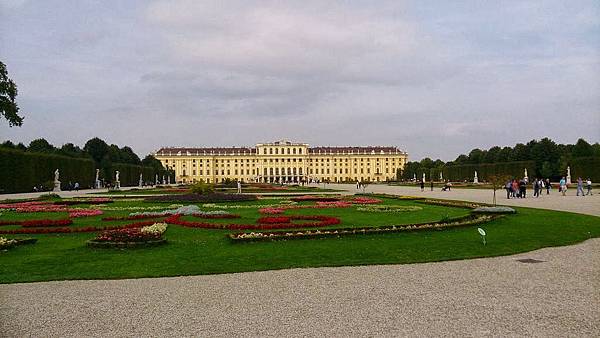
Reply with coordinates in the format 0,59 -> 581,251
0,196 -> 599,284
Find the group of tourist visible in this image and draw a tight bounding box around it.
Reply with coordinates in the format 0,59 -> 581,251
505,178 -> 535,199
505,177 -> 593,199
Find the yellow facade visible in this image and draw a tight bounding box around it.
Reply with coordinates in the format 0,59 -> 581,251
155,140 -> 408,184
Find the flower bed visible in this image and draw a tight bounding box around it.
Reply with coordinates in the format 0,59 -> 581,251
54,198 -> 113,205
0,221 -> 156,235
356,205 -> 423,213
165,214 -> 340,230
257,216 -> 291,224
229,214 -> 500,242
415,199 -> 486,209
258,207 -> 286,214
87,226 -> 167,248
348,197 -> 382,204
472,206 -> 516,214
69,209 -> 103,218
145,193 -> 258,203
290,195 -> 341,202
0,237 -> 37,249
0,218 -> 74,228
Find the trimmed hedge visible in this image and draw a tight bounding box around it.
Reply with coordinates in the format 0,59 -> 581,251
0,148 -> 95,193
570,157 -> 600,182
443,161 -> 536,182
0,148 -> 174,193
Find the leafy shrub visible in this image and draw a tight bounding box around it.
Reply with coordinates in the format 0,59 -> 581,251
190,182 -> 215,195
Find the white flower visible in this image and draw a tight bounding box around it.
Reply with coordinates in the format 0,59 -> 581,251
140,223 -> 168,235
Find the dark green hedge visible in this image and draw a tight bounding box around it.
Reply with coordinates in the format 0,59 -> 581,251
102,163 -> 173,187
0,148 -> 174,193
570,157 -> 600,182
0,148 -> 95,193
443,161 -> 536,182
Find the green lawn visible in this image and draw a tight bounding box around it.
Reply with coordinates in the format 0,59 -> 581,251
0,195 -> 599,284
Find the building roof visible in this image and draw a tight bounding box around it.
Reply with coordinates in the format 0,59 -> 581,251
155,145 -> 406,156
155,147 -> 256,156
308,146 -> 403,154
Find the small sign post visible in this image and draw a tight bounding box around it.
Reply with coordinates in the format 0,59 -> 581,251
478,228 -> 487,245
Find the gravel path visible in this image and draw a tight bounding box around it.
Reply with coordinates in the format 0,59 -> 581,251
1,238 -> 598,337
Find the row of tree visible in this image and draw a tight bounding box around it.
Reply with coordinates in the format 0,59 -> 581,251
400,138 -> 600,182
1,137 -> 165,174
0,137 -> 172,193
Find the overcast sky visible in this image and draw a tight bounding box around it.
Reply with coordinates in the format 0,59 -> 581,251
1,0 -> 599,161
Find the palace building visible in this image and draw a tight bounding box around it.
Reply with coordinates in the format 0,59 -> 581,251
154,140 -> 408,184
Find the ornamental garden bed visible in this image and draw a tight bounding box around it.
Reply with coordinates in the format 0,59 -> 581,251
145,193 -> 258,203
229,214 -> 500,242
3,190 -> 599,284
86,223 -> 168,249
87,238 -> 167,248
1,237 -> 37,250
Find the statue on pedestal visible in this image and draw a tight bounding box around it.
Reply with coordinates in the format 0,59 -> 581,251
114,171 -> 120,190
439,172 -> 443,182
53,169 -> 61,192
422,172 -> 426,183
95,169 -> 100,189
566,166 -> 571,185
474,171 -> 479,184
139,173 -> 143,188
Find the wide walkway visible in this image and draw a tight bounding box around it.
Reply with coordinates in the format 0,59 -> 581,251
322,183 -> 600,216
1,238 -> 598,337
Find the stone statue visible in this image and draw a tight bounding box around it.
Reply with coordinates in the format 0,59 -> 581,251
413,173 -> 416,181
139,173 -> 143,188
155,174 -> 159,185
439,172 -> 443,182
114,171 -> 120,190
162,175 -> 166,185
422,172 -> 426,183
474,171 -> 479,184
95,169 -> 100,189
53,169 -> 61,192
566,166 -> 571,185
524,168 -> 528,179
167,175 -> 171,185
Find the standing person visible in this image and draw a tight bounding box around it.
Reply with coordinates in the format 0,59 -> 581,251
559,177 -> 567,196
545,178 -> 551,195
356,181 -> 360,190
576,177 -> 584,196
236,180 -> 242,194
74,182 -> 79,191
519,179 -> 526,198
430,180 -> 434,191
586,178 -> 592,195
533,179 -> 539,198
505,180 -> 512,199
512,179 -> 519,198
420,180 -> 424,192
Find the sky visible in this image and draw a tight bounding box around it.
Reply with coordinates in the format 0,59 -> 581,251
1,0 -> 599,161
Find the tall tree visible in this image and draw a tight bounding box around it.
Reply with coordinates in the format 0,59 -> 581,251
28,138 -> 55,153
83,137 -> 110,165
572,138 -> 593,158
0,61 -> 24,126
